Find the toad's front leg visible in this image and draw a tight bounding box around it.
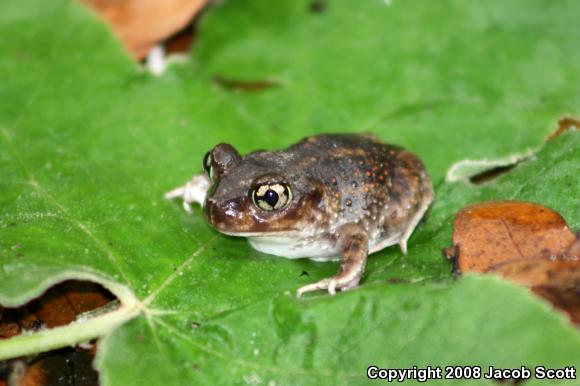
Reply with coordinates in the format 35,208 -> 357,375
297,223 -> 368,297
164,174 -> 210,213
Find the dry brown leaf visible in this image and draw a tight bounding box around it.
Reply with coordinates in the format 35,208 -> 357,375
0,282 -> 113,386
487,258 -> 580,325
28,281 -> 113,329
443,201 -> 579,324
491,258 -> 579,289
0,281 -> 114,335
444,201 -> 576,273
83,0 -> 207,60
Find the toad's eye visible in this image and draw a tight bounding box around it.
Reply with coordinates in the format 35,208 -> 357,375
202,151 -> 213,178
252,183 -> 292,211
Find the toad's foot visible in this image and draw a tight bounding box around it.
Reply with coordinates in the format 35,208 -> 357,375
297,223 -> 368,297
164,174 -> 210,213
297,275 -> 361,297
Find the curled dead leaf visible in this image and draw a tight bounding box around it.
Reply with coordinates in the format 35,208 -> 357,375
0,281 -> 115,385
444,201 -> 576,273
491,258 -> 578,289
0,281 -> 114,336
444,201 -> 579,324
82,0 -> 207,60
533,286 -> 580,325
489,258 -> 580,325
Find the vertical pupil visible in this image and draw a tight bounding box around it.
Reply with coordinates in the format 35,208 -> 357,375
263,189 -> 279,206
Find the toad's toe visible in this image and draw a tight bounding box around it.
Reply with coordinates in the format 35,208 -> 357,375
297,275 -> 360,298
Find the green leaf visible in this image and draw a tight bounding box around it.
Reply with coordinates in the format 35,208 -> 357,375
1,0 -> 579,385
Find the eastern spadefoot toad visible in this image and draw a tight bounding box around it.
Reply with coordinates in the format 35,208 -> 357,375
165,134 -> 433,296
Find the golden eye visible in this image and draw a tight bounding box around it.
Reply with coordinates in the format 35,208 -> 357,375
252,183 -> 292,211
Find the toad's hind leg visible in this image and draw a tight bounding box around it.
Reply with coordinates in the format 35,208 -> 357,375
398,170 -> 434,254
297,223 -> 368,297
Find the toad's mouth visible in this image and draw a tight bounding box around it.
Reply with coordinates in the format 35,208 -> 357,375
218,229 -> 302,238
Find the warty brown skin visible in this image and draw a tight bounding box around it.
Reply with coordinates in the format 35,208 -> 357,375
168,133 -> 434,296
